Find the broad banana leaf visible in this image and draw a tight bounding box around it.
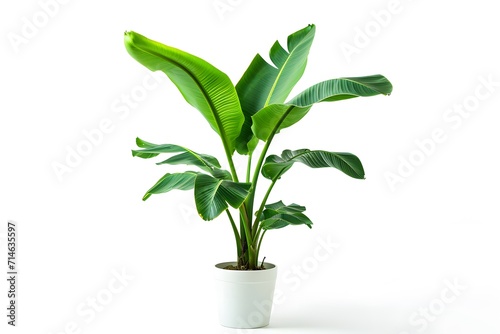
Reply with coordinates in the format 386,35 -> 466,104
260,201 -> 312,230
252,75 -> 393,141
235,24 -> 316,154
194,174 -> 251,221
132,138 -> 231,179
124,31 -> 244,154
262,149 -> 365,180
142,171 -> 198,200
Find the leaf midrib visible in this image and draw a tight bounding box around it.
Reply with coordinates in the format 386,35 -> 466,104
340,77 -> 388,95
263,37 -> 308,107
207,179 -> 224,206
177,147 -> 215,170
141,45 -> 233,151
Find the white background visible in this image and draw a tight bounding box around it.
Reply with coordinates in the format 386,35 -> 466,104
1,0 -> 499,333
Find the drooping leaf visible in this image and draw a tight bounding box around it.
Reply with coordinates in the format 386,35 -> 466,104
289,75 -> 393,105
261,213 -> 313,230
132,138 -> 231,179
263,200 -> 306,215
142,171 -> 198,201
124,31 -> 244,154
133,137 -> 161,158
262,149 -> 365,180
252,75 -> 393,141
234,24 -> 316,154
260,201 -> 312,230
156,152 -> 219,169
194,174 -> 251,221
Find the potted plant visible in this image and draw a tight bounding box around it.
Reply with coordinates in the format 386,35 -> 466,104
124,24 -> 392,328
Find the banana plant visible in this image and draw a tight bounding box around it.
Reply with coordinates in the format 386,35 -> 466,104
124,24 -> 392,270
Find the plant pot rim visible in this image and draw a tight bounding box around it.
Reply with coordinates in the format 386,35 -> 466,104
215,261 -> 276,271
214,262 -> 278,282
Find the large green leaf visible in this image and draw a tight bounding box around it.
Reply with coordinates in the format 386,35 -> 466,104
252,75 -> 393,141
289,75 -> 393,105
194,174 -> 251,221
262,149 -> 365,180
261,213 -> 313,230
264,200 -> 306,215
124,31 -> 244,154
132,138 -> 231,179
156,152 -> 220,169
234,24 -> 316,154
142,171 -> 198,201
133,137 -> 161,158
260,201 -> 312,230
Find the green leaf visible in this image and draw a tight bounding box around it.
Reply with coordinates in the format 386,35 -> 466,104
252,75 -> 393,141
261,213 -> 313,230
251,104 -> 310,141
260,201 -> 312,230
156,152 -> 220,169
264,200 -> 306,214
132,138 -> 231,179
142,171 -> 198,201
234,24 -> 316,154
262,149 -> 365,180
133,137 -> 161,158
124,31 -> 244,154
288,75 -> 393,105
194,174 -> 251,221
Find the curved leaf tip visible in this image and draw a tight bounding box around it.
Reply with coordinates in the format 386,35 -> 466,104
123,31 -> 135,44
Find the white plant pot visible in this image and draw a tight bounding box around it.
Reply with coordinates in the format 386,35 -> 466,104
214,262 -> 278,329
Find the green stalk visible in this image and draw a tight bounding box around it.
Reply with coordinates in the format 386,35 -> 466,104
241,205 -> 252,254
239,207 -> 253,251
246,154 -> 252,183
239,154 -> 253,261
245,107 -> 295,267
239,207 -> 256,268
245,138 -> 272,230
253,225 -> 262,248
226,150 -> 239,183
252,178 -> 277,238
247,106 -> 294,233
248,245 -> 257,269
239,217 -> 247,267
256,229 -> 267,262
226,210 -> 242,257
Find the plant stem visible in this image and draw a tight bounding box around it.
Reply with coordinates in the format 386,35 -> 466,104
239,207 -> 257,268
252,179 -> 277,238
239,218 -> 247,267
247,106 -> 294,234
256,229 -> 267,261
245,138 -> 273,230
226,209 -> 242,257
246,154 -> 252,183
253,225 -> 262,247
239,206 -> 253,249
226,151 -> 239,183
